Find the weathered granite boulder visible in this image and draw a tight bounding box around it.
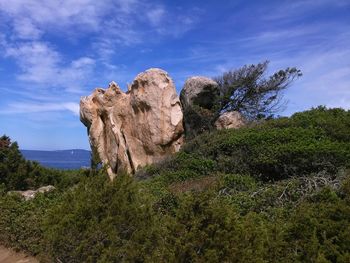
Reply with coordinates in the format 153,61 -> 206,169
180,76 -> 219,110
214,111 -> 245,130
80,68 -> 184,180
180,76 -> 219,138
8,185 -> 55,201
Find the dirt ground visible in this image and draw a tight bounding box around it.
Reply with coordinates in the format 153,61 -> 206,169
0,246 -> 38,263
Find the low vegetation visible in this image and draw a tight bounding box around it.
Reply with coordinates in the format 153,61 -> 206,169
1,107 -> 350,262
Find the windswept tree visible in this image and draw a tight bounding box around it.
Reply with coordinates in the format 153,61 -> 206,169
214,61 -> 302,120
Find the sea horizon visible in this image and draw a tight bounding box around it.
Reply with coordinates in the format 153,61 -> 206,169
21,149 -> 91,170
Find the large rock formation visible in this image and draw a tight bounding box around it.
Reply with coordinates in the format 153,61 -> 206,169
180,77 -> 220,138
80,68 -> 184,180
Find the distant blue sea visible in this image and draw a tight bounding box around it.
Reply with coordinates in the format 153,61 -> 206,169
21,149 -> 91,170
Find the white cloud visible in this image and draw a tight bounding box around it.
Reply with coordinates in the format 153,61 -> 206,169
0,0 -> 148,48
263,0 -> 350,21
0,102 -> 80,115
147,7 -> 166,26
117,0 -> 139,13
4,41 -> 95,92
0,0 -> 112,35
13,18 -> 43,40
150,7 -> 200,38
0,0 -> 190,42
5,41 -> 60,83
0,0 -> 201,121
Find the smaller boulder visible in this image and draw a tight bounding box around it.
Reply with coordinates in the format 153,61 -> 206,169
8,185 -> 56,201
214,111 -> 245,130
180,76 -> 219,109
180,77 -> 219,138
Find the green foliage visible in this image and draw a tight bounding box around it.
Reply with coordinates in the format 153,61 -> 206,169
183,108 -> 350,180
137,152 -> 215,199
182,104 -> 217,139
266,106 -> 350,142
0,135 -> 26,190
164,192 -> 272,262
44,174 -> 169,263
2,173 -> 350,262
285,192 -> 350,263
1,107 -> 350,262
0,191 -> 60,257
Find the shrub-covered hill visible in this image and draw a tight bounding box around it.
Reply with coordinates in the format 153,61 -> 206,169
1,107 -> 350,262
0,135 -> 90,192
140,106 -> 350,190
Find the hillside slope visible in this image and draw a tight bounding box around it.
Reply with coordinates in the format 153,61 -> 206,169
1,107 -> 350,262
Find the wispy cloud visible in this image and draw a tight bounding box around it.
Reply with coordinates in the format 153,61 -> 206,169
0,0 -> 114,37
0,0 -> 200,94
12,18 -> 43,40
0,101 -> 80,115
4,41 -> 95,92
147,6 -> 166,26
263,0 -> 350,21
148,3 -> 350,112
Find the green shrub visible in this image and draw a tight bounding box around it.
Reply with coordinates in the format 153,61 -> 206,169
1,107 -> 350,262
286,192 -> 350,262
267,106 -> 350,142
164,192 -> 273,262
183,109 -> 350,180
163,175 -> 350,262
0,191 -> 60,257
44,174 -> 170,263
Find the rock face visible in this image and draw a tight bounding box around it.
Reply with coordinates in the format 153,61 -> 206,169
80,68 -> 184,180
180,77 -> 219,138
214,111 -> 245,130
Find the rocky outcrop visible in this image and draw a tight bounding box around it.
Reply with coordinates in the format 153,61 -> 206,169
180,77 -> 219,110
80,68 -> 184,180
180,76 -> 246,137
8,185 -> 55,201
180,77 -> 219,138
214,111 -> 245,130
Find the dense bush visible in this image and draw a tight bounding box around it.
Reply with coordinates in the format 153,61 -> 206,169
0,191 -> 60,259
182,107 -> 350,180
1,107 -> 350,262
184,126 -> 349,180
41,173 -> 350,262
138,108 -> 350,193
44,174 -> 170,263
266,106 -> 350,142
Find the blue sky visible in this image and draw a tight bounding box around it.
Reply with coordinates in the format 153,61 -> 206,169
0,0 -> 349,150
